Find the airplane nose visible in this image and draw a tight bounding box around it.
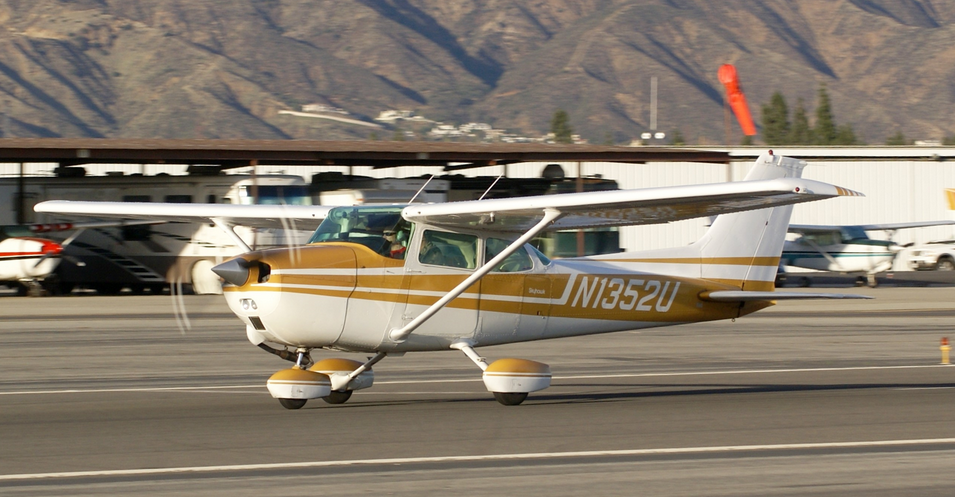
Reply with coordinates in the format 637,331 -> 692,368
212,258 -> 252,286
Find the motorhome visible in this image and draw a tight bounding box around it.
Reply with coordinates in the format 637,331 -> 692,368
1,169 -> 312,294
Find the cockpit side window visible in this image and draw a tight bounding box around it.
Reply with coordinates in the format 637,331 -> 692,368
418,230 -> 477,269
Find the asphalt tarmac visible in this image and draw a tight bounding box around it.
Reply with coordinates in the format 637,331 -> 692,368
1,288 -> 954,496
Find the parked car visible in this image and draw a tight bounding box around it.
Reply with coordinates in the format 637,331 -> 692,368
903,240 -> 955,271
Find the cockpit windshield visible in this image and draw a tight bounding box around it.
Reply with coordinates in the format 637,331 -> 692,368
840,226 -> 869,243
308,206 -> 412,258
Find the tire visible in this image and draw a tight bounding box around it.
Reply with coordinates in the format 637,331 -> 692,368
278,398 -> 307,410
493,392 -> 528,406
936,257 -> 955,271
322,390 -> 353,405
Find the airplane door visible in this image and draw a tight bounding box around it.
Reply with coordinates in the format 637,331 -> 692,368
476,240 -> 550,344
389,229 -> 480,343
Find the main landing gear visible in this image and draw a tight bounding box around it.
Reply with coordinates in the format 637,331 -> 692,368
263,345 -> 551,409
266,350 -> 381,410
453,342 -> 552,406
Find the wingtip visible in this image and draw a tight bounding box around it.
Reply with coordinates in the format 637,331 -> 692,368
835,186 -> 865,197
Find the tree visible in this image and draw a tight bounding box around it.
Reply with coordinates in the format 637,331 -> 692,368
550,109 -> 573,144
943,134 -> 955,146
392,126 -> 405,141
833,124 -> 859,145
885,131 -> 912,145
740,135 -> 754,146
813,84 -> 837,145
669,129 -> 686,146
761,92 -> 791,145
789,98 -> 812,145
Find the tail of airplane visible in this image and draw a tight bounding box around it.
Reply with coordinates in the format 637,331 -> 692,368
691,152 -> 806,290
597,152 -> 808,291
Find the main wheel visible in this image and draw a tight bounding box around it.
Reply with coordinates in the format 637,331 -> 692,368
493,392 -> 528,406
936,257 -> 955,271
278,398 -> 307,410
322,390 -> 353,405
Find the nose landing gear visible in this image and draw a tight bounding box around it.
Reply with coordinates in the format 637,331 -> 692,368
265,350 -> 382,409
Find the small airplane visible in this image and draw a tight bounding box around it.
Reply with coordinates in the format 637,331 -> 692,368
36,152 -> 870,408
0,221 -> 163,295
780,221 -> 955,287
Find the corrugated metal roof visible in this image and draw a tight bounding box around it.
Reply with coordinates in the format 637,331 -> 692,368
0,138 -> 730,170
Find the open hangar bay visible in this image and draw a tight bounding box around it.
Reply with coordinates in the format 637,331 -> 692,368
4,143 -> 955,252
0,287 -> 953,496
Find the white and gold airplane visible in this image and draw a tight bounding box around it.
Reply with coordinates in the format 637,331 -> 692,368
36,152 -> 870,408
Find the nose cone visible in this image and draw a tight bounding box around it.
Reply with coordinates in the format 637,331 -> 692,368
212,258 -> 251,286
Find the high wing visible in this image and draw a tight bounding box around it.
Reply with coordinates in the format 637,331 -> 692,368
36,178 -> 862,233
403,177 -> 863,232
789,220 -> 955,234
33,202 -> 332,231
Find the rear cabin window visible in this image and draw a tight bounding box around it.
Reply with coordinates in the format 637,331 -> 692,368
418,231 -> 477,269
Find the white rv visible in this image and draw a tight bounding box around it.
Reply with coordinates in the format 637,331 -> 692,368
1,170 -> 313,294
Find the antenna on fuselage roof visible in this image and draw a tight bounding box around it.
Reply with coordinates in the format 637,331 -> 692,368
478,175 -> 503,201
408,175 -> 434,204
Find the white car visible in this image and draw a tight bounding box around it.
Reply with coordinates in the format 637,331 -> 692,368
904,240 -> 955,271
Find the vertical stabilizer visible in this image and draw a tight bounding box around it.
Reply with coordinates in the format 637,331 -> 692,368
693,152 -> 807,290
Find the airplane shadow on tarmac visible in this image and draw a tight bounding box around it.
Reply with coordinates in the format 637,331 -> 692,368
299,381 -> 955,408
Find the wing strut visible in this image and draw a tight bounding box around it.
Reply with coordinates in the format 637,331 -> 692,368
803,238 -> 843,271
211,218 -> 252,253
389,208 -> 562,342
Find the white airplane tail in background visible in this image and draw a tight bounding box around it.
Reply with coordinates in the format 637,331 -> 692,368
692,152 -> 807,291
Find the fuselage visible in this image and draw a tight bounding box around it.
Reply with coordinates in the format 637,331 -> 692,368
221,240 -> 768,354
782,238 -> 896,272
0,237 -> 62,281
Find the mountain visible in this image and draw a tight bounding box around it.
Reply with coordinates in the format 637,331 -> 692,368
0,0 -> 953,144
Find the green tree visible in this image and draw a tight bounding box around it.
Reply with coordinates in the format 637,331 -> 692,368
833,124 -> 859,145
550,109 -> 573,144
740,135 -> 754,146
392,126 -> 405,141
669,129 -> 686,146
761,92 -> 791,145
813,84 -> 837,145
603,131 -> 614,145
943,134 -> 955,146
789,98 -> 812,145
885,131 -> 912,145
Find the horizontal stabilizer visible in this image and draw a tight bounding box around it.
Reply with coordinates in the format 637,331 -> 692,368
701,291 -> 873,301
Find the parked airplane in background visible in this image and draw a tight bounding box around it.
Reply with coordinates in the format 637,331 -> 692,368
36,152 -> 870,408
0,221 -> 160,294
780,221 -> 955,286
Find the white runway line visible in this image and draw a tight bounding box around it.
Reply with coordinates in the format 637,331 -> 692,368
3,438 -> 955,481
0,364 -> 948,396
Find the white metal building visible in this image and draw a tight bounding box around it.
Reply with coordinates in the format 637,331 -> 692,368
4,146 -> 955,252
